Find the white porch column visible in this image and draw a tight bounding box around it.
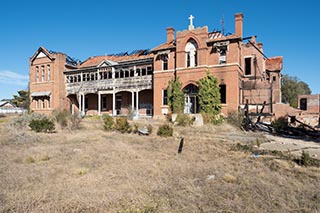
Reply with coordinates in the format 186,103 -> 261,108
98,92 -> 101,116
131,91 -> 134,111
78,94 -> 82,114
112,92 -> 116,116
82,94 -> 85,115
136,91 -> 139,116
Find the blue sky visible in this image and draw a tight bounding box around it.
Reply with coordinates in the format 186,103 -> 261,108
0,0 -> 319,99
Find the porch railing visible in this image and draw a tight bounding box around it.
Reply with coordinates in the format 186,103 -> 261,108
66,75 -> 152,94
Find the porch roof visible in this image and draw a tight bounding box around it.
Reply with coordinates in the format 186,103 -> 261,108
31,91 -> 51,97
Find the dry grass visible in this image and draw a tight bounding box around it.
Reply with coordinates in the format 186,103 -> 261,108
0,116 -> 319,212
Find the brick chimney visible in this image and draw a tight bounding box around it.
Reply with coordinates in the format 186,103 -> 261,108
166,27 -> 175,43
235,13 -> 243,38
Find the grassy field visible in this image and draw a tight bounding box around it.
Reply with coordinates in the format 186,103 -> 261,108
0,115 -> 319,212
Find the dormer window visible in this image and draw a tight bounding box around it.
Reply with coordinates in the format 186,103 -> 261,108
185,39 -> 198,67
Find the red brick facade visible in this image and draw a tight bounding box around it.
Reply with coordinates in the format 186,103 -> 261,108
29,13 -> 283,118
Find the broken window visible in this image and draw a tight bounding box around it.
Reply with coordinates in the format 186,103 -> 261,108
130,69 -> 135,77
245,57 -> 252,75
219,84 -> 226,104
142,68 -> 146,76
300,98 -> 307,110
147,66 -> 152,75
163,90 -> 168,105
219,48 -> 227,64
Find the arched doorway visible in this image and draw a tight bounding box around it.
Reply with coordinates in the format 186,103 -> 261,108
183,84 -> 200,114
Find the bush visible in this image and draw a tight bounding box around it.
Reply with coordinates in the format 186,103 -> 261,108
103,114 -> 115,131
175,114 -> 193,126
157,124 -> 173,137
29,118 -> 55,133
115,117 -> 132,133
8,113 -> 47,130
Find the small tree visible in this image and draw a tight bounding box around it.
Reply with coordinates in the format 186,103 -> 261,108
197,70 -> 222,124
12,89 -> 30,109
281,74 -> 311,108
167,76 -> 184,114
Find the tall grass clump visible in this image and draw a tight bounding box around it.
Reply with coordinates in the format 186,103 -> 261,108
115,117 -> 132,133
157,124 -> 173,137
103,114 -> 115,131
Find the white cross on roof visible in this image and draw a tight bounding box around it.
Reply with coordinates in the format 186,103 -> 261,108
188,15 -> 195,30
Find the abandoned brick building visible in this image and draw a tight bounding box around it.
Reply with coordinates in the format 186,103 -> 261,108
29,13 -> 283,118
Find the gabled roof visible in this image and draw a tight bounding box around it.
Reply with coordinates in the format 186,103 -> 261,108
80,52 -> 154,68
30,46 -> 55,62
0,101 -> 8,107
266,56 -> 283,72
98,59 -> 118,67
0,101 -> 16,108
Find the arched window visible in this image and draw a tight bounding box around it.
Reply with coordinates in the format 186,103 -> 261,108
185,39 -> 198,67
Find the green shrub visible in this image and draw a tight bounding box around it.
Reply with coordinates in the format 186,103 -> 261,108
103,114 -> 115,131
8,113 -> 47,130
301,151 -> 312,166
29,118 -> 55,133
157,124 -> 173,137
115,117 -> 132,133
175,114 -> 193,126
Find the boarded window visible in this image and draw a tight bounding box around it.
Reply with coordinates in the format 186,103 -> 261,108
219,84 -> 226,104
245,58 -> 251,75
